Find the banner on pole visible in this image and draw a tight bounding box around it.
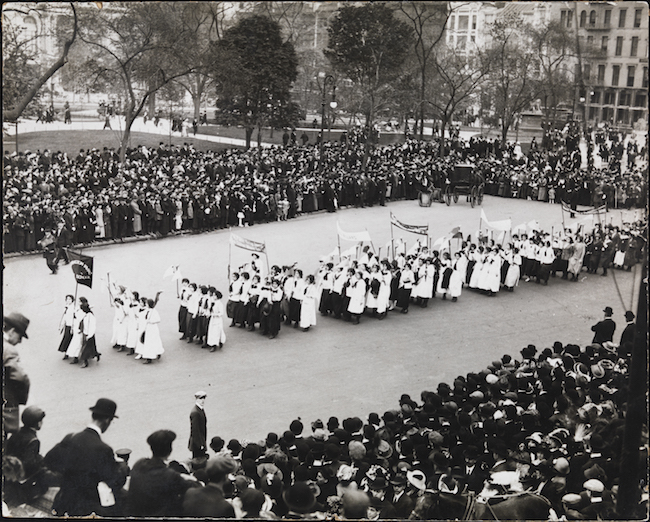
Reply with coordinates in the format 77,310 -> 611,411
67,250 -> 94,288
560,201 -> 607,215
337,222 -> 372,243
480,209 -> 511,232
230,233 -> 266,253
389,213 -> 429,236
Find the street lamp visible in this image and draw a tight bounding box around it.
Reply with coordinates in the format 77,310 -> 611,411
319,74 -> 336,173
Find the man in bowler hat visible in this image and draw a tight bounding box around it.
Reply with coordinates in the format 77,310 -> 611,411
189,391 -> 208,459
44,398 -> 128,516
3,312 -> 31,437
618,310 -> 636,360
591,306 -> 616,344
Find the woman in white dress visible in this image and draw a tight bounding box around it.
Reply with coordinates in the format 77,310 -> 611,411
299,275 -> 317,331
141,296 -> 164,363
112,298 -> 129,352
376,261 -> 392,318
65,299 -> 87,364
206,290 -> 226,352
347,271 -> 367,325
469,246 -> 485,289
504,247 -> 522,291
479,248 -> 502,295
125,291 -> 141,356
134,297 -> 149,360
449,252 -> 464,301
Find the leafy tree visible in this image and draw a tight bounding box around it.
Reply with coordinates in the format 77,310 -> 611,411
483,14 -> 540,146
2,3 -> 78,122
211,14 -> 299,149
325,3 -> 414,167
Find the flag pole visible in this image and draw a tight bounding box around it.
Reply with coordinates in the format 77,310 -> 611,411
366,229 -> 376,254
390,220 -> 395,260
107,271 -> 113,307
337,233 -> 342,263
263,245 -> 270,275
175,266 -> 180,299
228,233 -> 232,280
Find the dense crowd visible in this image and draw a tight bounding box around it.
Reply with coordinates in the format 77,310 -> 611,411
3,305 -> 645,519
3,124 -> 647,256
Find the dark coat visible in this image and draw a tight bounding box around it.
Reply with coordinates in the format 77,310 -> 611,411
619,322 -> 635,353
126,457 -> 196,517
182,483 -> 235,518
45,427 -> 128,516
2,345 -> 30,434
5,426 -> 44,478
591,318 -> 616,344
188,405 -> 207,454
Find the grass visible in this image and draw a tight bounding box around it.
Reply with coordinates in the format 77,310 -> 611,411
3,130 -> 242,156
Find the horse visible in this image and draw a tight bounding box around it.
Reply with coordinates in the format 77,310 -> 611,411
409,490 -> 553,521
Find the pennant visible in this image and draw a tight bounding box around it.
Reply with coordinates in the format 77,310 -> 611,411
480,209 -> 511,231
172,268 -> 183,282
163,265 -> 177,279
230,233 -> 266,253
390,212 -> 429,236
337,222 -> 372,243
340,245 -> 357,258
407,239 -> 422,256
431,236 -> 447,251
67,250 -> 94,288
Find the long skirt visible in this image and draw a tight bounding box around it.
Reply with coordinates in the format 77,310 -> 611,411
80,337 -> 99,361
140,324 -> 164,359
66,331 -> 84,358
504,264 -> 520,288
207,316 -> 226,347
330,292 -> 343,318
58,326 -> 73,353
268,303 -> 282,335
178,306 -> 188,334
449,271 -> 463,298
289,298 -> 301,323
300,297 -> 317,328
397,288 -> 411,310
318,289 -> 332,314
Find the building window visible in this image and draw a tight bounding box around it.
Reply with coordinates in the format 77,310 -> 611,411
634,93 -> 647,107
472,15 -> 476,30
627,66 -> 635,87
604,91 -> 615,105
601,36 -> 608,52
612,65 -> 620,86
604,9 -> 611,26
589,10 -> 596,26
598,64 -> 606,82
449,15 -> 455,30
458,15 -> 468,30
587,35 -> 594,48
567,10 -> 573,27
618,91 -> 630,106
580,11 -> 587,27
584,64 -> 591,81
634,8 -> 642,28
618,9 -> 626,28
615,36 -> 623,56
643,67 -> 648,89
631,37 -> 639,57
590,90 -> 600,104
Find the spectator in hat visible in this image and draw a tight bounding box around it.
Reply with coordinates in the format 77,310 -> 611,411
618,310 -> 635,360
3,312 -> 31,437
591,307 -> 616,344
182,455 -> 238,517
4,406 -> 60,504
283,481 -> 320,518
342,489 -> 370,519
388,473 -> 414,518
126,429 -> 199,516
44,398 -> 128,516
189,391 -> 208,459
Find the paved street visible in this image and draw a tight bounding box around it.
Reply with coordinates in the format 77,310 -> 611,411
3,196 -> 641,464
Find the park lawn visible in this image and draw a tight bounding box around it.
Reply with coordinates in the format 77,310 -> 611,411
3,130 -> 243,157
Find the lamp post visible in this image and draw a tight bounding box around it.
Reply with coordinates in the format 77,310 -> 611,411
319,74 -> 336,173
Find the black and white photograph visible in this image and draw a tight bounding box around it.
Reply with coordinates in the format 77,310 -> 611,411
2,1 -> 648,519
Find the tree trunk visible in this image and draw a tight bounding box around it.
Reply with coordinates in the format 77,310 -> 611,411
419,78 -> 426,141
192,93 -> 201,122
119,114 -> 136,164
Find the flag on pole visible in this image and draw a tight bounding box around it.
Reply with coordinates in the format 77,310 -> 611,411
67,250 -> 94,288
337,222 -> 372,243
431,236 -> 447,251
527,219 -> 540,232
340,245 -> 357,258
389,212 -> 428,236
163,265 -> 179,279
512,222 -> 527,235
230,233 -> 266,253
480,209 -> 511,232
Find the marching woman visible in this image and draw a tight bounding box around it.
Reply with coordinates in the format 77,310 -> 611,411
268,278 -> 284,339
141,295 -> 164,364
58,295 -> 75,358
365,264 -> 382,316
299,275 -> 317,331
289,270 -> 304,328
235,273 -> 251,329
185,283 -> 200,340
376,261 -> 392,318
109,283 -> 127,348
504,247 -> 522,291
134,297 -> 148,359
228,273 -> 243,328
79,302 -> 100,368
178,278 -> 190,339
317,263 -> 334,316
112,298 -> 128,352
206,289 -> 226,352
568,235 -> 586,281
448,252 -> 464,302
437,253 -> 454,300
196,286 -> 211,344
397,262 -> 415,313
330,265 -> 347,319
66,297 -> 87,364
125,292 -> 141,356
246,275 -> 261,331
479,247 -> 502,296
469,246 -> 485,289
347,271 -> 367,325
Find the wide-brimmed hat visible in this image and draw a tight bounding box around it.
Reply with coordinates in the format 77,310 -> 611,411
283,481 -> 317,513
4,312 -> 29,339
89,398 -> 118,419
406,469 -> 427,491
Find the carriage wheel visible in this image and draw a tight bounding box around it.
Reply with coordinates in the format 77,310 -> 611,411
444,186 -> 452,206
453,188 -> 459,203
477,185 -> 484,205
470,186 -> 477,208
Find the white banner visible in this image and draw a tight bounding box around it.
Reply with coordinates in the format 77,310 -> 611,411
480,209 -> 511,231
337,222 -> 372,243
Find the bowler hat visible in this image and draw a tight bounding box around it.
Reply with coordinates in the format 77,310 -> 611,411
603,306 -> 613,316
4,312 -> 29,339
283,481 -> 317,513
89,398 -> 118,418
21,406 -> 45,427
625,310 -> 635,321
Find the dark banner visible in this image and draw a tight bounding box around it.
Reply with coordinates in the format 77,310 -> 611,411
67,250 -> 94,288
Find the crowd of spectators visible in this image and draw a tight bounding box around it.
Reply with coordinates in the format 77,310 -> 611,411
3,316 -> 645,519
3,123 -> 647,255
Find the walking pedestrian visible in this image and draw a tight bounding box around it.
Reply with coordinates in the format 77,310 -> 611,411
189,391 -> 208,460
79,302 -> 100,368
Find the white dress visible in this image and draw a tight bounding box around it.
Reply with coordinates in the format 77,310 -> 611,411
504,253 -> 522,288
415,264 -> 434,299
206,300 -> 226,347
111,304 -> 128,347
449,260 -> 464,298
134,306 -> 148,357
347,279 -> 367,314
299,284 -> 317,328
140,308 -> 165,359
66,309 -> 86,358
478,253 -> 501,293
125,304 -> 140,349
376,272 -> 392,314
469,254 -> 485,289
365,273 -> 381,310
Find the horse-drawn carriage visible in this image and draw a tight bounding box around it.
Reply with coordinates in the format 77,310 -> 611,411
444,163 -> 485,208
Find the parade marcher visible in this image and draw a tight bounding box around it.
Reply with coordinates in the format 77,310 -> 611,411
124,292 -> 141,356
397,263 -> 415,313
347,271 -> 367,325
178,278 -> 190,340
267,278 -> 284,339
300,275 -> 317,331
44,398 -> 128,517
57,295 -> 75,356
591,306 -> 616,344
141,295 -> 164,364
317,263 -> 334,316
568,235 -> 586,281
79,302 -> 101,368
189,391 -> 208,460
206,290 -> 226,352
65,298 -> 87,364
503,247 -> 522,291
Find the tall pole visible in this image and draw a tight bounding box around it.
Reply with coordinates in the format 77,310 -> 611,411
319,75 -> 335,174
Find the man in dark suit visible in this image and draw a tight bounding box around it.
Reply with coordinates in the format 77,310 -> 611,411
618,310 -> 636,360
44,398 -> 128,517
188,391 -> 207,459
388,473 -> 414,518
182,455 -> 237,517
126,429 -> 200,517
591,306 -> 616,344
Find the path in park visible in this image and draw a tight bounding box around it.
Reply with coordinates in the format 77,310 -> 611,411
3,197 -> 641,463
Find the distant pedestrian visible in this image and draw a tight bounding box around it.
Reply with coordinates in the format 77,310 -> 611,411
103,115 -> 112,130
300,131 -> 309,146
189,391 -> 207,459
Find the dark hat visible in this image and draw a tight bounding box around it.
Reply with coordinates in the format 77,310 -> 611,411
603,306 -> 613,316
147,429 -> 176,456
283,481 -> 317,513
4,312 -> 29,338
21,406 -> 45,427
290,418 -> 304,435
89,398 -> 118,418
389,473 -> 407,486
240,488 -> 265,514
206,455 -> 238,481
625,310 -> 635,321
